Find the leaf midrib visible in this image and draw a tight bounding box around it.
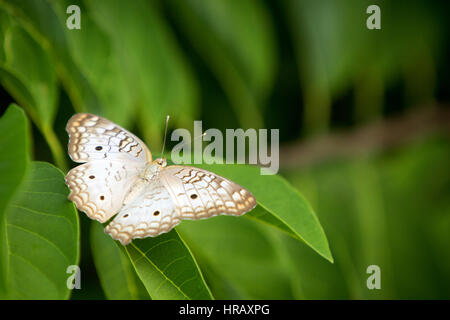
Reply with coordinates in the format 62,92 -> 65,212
127,242 -> 191,300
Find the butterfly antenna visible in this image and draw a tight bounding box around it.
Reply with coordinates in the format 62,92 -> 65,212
160,115 -> 170,158
195,132 -> 207,142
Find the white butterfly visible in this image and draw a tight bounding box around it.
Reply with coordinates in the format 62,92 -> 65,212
65,113 -> 256,245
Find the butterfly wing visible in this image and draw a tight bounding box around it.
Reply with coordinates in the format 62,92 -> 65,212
65,113 -> 151,222
104,165 -> 256,245
105,176 -> 181,245
66,113 -> 152,163
65,160 -> 142,223
160,166 -> 256,220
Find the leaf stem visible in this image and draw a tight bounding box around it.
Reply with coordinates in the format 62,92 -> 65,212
41,124 -> 68,172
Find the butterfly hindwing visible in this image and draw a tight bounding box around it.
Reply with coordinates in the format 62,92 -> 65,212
104,176 -> 181,245
65,160 -> 142,223
66,113 -> 151,163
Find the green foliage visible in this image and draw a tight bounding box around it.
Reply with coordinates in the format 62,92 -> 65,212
285,138 -> 450,299
193,164 -> 332,262
0,106 -> 79,299
125,231 -> 213,300
90,222 -> 149,300
284,0 -> 442,132
0,105 -> 29,227
0,105 -> 29,292
0,0 -> 448,300
0,9 -> 64,169
2,162 -> 80,299
178,217 -> 295,299
167,0 -> 277,129
83,0 -> 199,147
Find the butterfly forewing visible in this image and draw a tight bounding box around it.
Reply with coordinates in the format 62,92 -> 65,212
66,113 -> 151,163
65,160 -> 142,223
65,113 -> 150,222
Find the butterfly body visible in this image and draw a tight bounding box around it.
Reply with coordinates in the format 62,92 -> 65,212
141,160 -> 165,180
65,113 -> 256,245
122,160 -> 164,206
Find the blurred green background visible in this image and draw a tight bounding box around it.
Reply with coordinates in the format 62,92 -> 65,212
0,0 -> 449,299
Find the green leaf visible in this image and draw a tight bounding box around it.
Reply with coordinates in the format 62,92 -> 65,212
124,230 -> 213,300
177,216 -> 294,299
167,0 -> 277,128
0,10 -> 65,170
0,105 -> 29,222
1,161 -> 80,299
46,0 -> 134,128
0,19 -> 57,127
0,104 -> 29,291
86,0 -> 199,150
90,222 -> 149,300
194,163 -> 333,263
3,0 -> 103,115
284,164 -> 366,299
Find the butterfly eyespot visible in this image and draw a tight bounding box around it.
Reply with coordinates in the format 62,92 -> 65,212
190,194 -> 198,199
123,214 -> 129,218
100,195 -> 105,200
95,146 -> 103,151
153,211 -> 160,216
89,175 -> 95,179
